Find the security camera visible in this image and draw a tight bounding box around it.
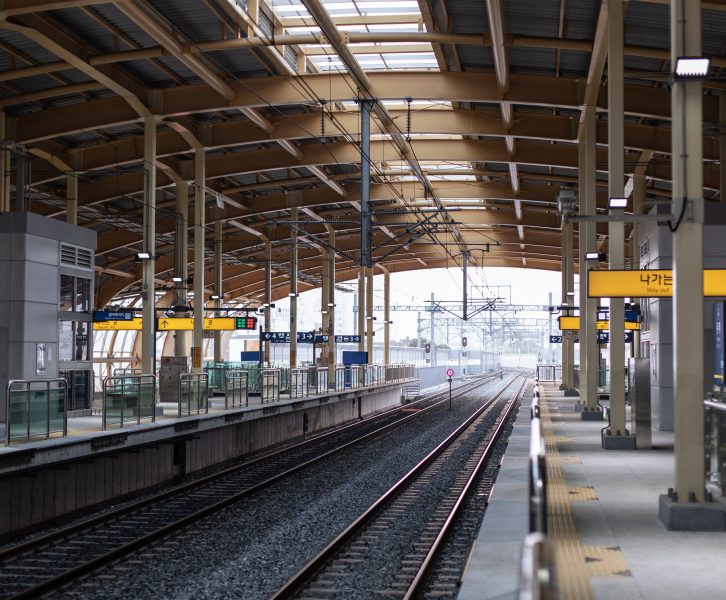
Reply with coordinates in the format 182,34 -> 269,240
557,189 -> 578,218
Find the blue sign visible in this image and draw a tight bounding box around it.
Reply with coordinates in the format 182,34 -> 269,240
596,331 -> 634,344
335,335 -> 361,343
314,334 -> 330,343
94,310 -> 134,322
297,331 -> 315,343
549,335 -> 562,344
262,331 -> 290,343
715,303 -> 725,386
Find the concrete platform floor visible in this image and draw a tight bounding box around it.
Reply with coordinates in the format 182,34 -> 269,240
459,382 -> 726,600
0,386 -> 370,451
540,384 -> 726,600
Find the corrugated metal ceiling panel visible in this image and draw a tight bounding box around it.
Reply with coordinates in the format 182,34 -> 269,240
505,0 -> 560,38
448,0 -> 488,35
46,7 -> 124,54
207,49 -> 269,78
509,47 -> 557,76
149,0 -> 223,43
558,50 -> 589,77
0,30 -> 58,64
92,3 -> 160,48
625,1 -> 669,49
564,0 -> 600,39
456,46 -> 494,71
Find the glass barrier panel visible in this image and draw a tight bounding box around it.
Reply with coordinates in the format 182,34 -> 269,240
8,388 -> 29,441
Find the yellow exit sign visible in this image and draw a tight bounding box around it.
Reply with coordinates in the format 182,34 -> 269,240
588,269 -> 726,298
93,318 -> 142,331
558,316 -> 640,331
157,317 -> 236,331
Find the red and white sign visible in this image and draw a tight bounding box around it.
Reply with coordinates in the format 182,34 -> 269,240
446,369 -> 455,378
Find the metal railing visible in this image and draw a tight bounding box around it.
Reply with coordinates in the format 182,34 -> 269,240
261,369 -> 281,403
290,368 -> 309,399
179,373 -> 209,417
705,397 -> 726,493
113,367 -> 142,377
102,373 -> 156,430
335,365 -> 346,391
5,378 -> 68,445
385,363 -> 415,383
349,365 -> 363,389
519,532 -> 557,600
364,364 -> 383,386
529,416 -> 547,534
536,364 -> 561,383
315,367 -> 328,394
225,370 -> 249,409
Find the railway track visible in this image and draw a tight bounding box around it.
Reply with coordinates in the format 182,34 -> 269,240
270,375 -> 527,600
0,373 -> 503,600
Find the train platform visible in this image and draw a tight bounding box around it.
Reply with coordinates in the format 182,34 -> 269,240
459,382 -> 726,600
0,379 -> 409,538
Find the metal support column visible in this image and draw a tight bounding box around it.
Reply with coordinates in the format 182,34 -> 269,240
15,148 -> 26,211
0,111 -> 6,212
290,206 -> 298,367
366,267 -> 374,363
357,268 -> 365,352
66,172 -> 78,225
579,106 -> 599,415
384,269 -> 390,365
192,150 -> 205,373
321,247 -> 330,365
721,95 -> 726,202
264,241 -> 272,366
141,116 -> 157,375
607,0 -> 628,441
430,292 -> 436,367
174,179 -> 189,357
561,221 -> 574,391
213,215 -> 223,363
327,226 -> 336,383
632,169 -> 646,359
670,0 -> 706,505
360,99 -> 373,269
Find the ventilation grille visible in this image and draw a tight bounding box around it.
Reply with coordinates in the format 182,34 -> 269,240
60,244 -> 93,270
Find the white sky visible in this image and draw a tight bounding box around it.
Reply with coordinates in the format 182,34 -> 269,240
270,266 -> 563,343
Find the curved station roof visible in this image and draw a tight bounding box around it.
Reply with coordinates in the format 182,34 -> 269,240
1,0 -> 725,307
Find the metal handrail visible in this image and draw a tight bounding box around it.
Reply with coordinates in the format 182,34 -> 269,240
705,399 -> 726,414
261,368 -> 281,403
179,373 -> 209,417
5,378 -> 68,445
225,370 -> 248,409
519,532 -> 557,600
102,373 -> 156,430
529,417 -> 547,534
315,367 -> 328,394
290,368 -> 309,399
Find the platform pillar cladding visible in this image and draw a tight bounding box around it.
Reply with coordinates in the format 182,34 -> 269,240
213,214 -> 223,363
560,219 -> 575,393
192,149 -> 205,373
366,267 -> 374,363
606,0 -> 629,442
326,225 -> 336,385
141,115 -> 157,376
264,240 -> 272,366
173,179 -> 189,357
66,172 -> 78,226
577,106 -> 600,414
357,268 -> 365,352
383,268 -> 390,365
668,0 -> 707,510
289,206 -> 298,367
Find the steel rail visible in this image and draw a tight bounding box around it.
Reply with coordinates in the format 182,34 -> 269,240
269,374 -> 525,600
403,376 -> 527,599
0,373 -> 503,600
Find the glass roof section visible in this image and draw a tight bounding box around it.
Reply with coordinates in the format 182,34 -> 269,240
269,0 -> 438,72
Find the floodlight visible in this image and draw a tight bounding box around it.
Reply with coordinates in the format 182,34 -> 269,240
674,57 -> 710,79
289,293 -> 298,297
210,294 -> 220,300
172,276 -> 182,282
566,291 -> 575,296
136,251 -> 151,260
608,197 -> 628,210
585,251 -> 600,260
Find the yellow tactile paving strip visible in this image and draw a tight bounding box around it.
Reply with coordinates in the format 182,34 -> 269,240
540,387 -> 631,599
